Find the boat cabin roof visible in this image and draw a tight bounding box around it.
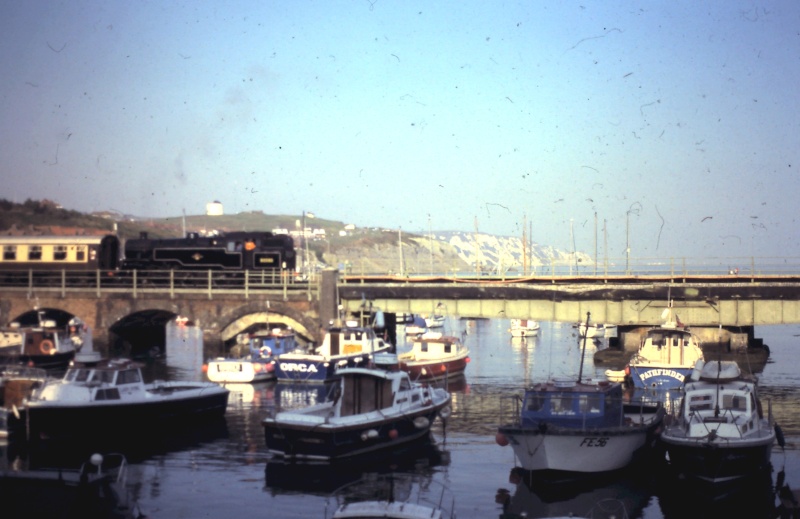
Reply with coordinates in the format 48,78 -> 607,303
412,332 -> 461,345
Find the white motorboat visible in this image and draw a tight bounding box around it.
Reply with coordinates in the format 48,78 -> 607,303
205,328 -> 301,383
659,359 -> 779,484
11,352 -> 229,443
325,473 -> 456,519
509,319 -> 540,338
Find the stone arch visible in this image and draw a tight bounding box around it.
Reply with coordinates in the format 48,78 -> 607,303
215,301 -> 318,345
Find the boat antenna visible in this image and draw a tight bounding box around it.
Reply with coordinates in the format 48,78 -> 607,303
577,312 -> 591,384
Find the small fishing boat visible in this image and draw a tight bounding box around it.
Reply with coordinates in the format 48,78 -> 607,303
397,332 -> 470,381
496,378 -> 665,477
509,319 -> 540,338
605,307 -> 704,390
263,366 -> 451,461
274,322 -> 392,383
0,311 -> 91,370
324,473 -> 456,519
205,328 -> 300,383
10,352 -> 229,443
659,359 -> 779,484
496,314 -> 665,478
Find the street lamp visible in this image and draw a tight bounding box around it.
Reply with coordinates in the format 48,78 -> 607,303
302,210 -> 315,277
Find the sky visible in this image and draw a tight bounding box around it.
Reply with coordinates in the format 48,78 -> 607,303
1,1 -> 799,259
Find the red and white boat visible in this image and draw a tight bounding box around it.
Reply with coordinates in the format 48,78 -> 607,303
398,332 -> 470,381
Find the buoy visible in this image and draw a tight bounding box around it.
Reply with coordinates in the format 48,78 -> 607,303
389,429 -> 399,440
495,432 -> 509,446
439,406 -> 452,420
413,417 -> 430,429
201,364 -> 208,373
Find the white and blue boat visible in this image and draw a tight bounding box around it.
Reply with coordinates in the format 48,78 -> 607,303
274,322 -> 392,383
205,328 -> 301,383
621,308 -> 704,391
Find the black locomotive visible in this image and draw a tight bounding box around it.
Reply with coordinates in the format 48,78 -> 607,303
121,231 -> 296,271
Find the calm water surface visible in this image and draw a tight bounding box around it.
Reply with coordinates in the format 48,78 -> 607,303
8,319 -> 800,518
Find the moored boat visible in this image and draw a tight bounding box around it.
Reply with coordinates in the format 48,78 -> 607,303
10,352 -> 229,443
509,319 -> 540,338
496,378 -> 665,477
205,328 -> 300,383
274,322 -> 392,383
605,307 -> 704,390
659,359 -> 778,484
0,311 -> 91,370
324,473 -> 456,519
424,314 -> 446,329
404,315 -> 429,336
263,366 -> 451,461
397,332 -> 470,381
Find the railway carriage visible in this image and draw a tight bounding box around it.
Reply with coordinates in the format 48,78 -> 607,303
0,235 -> 120,271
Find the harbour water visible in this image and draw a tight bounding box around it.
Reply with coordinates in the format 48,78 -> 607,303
5,318 -> 800,518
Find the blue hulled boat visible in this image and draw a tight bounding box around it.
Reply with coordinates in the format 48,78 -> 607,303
274,322 -> 392,383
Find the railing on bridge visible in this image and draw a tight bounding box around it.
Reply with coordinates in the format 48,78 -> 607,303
340,256 -> 800,281
0,268 -> 317,300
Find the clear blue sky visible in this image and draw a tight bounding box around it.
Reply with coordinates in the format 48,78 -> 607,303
1,1 -> 798,259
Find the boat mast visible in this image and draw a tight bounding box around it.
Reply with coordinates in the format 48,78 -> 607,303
578,312 -> 591,384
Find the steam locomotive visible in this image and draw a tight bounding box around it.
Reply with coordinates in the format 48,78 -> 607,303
0,231 -> 297,273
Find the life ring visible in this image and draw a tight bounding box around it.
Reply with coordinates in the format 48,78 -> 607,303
40,339 -> 55,355
259,345 -> 272,358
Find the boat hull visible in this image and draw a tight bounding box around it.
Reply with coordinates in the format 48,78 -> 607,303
661,435 -> 775,484
206,358 -> 275,383
274,353 -> 373,383
400,357 -> 468,381
15,387 -> 229,443
263,403 -> 447,461
498,424 -> 660,474
660,430 -> 776,484
510,329 -> 538,338
628,365 -> 693,390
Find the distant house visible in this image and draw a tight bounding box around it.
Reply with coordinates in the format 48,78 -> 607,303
206,201 -> 223,216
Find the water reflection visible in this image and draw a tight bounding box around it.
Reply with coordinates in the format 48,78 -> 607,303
264,440 -> 450,496
496,466 -> 650,519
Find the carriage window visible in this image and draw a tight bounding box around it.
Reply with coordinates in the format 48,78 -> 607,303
54,245 -> 67,261
90,370 -> 116,384
28,245 -> 42,260
3,245 -> 15,260
76,246 -> 86,261
551,394 -> 575,414
444,344 -> 452,353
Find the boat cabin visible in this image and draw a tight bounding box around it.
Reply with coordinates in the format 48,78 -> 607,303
404,332 -> 464,360
520,381 -> 625,429
335,369 -> 415,417
248,329 -> 298,358
316,326 -> 387,357
53,359 -> 145,401
680,361 -> 759,436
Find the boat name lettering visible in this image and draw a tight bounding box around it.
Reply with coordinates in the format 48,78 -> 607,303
279,362 -> 319,373
640,369 -> 685,381
579,437 -> 609,447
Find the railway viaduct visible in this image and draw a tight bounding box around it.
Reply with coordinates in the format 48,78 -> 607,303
3,268 -> 800,354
